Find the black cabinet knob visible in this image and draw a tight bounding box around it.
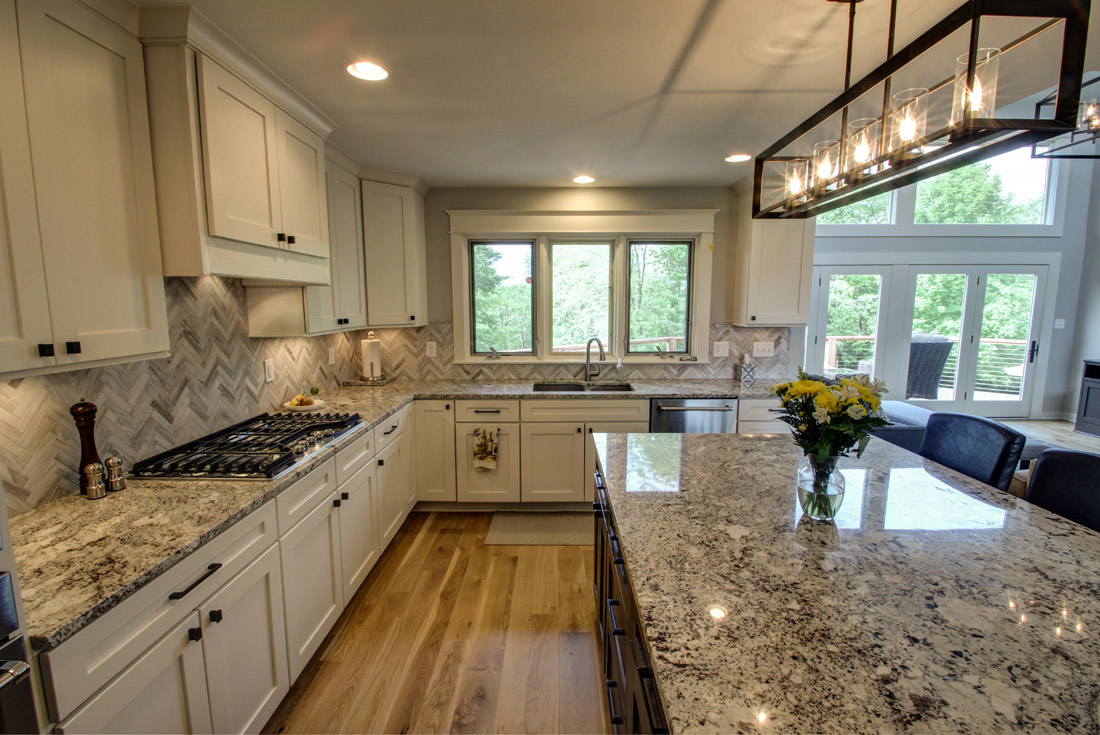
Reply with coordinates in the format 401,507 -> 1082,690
188,627 -> 202,642
409,315 -> 415,321
341,491 -> 349,500
277,232 -> 286,242
751,315 -> 757,321
333,498 -> 341,508
577,427 -> 582,433
209,609 -> 223,624
377,459 -> 384,467
65,341 -> 81,354
287,235 -> 296,245
445,404 -> 450,410
38,344 -> 54,357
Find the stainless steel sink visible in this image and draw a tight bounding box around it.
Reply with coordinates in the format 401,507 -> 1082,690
532,382 -> 634,392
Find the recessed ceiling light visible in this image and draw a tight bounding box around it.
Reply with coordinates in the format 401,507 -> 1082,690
346,61 -> 389,81
573,175 -> 596,184
725,153 -> 752,163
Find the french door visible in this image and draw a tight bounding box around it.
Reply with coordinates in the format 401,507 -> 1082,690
806,267 -> 892,380
902,266 -> 1046,417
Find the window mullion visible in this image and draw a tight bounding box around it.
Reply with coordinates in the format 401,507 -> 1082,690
536,236 -> 550,359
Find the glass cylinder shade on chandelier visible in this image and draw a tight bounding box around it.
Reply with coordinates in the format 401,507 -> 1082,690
846,117 -> 881,176
890,87 -> 928,157
785,159 -> 809,206
1079,98 -> 1100,131
952,48 -> 1000,126
813,140 -> 841,190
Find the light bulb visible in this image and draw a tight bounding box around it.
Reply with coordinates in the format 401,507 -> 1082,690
899,113 -> 917,143
816,154 -> 833,180
969,77 -> 984,113
788,172 -> 803,195
854,138 -> 870,164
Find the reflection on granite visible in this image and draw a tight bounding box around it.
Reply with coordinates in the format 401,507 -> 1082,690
12,378 -> 759,652
596,433 -> 1100,734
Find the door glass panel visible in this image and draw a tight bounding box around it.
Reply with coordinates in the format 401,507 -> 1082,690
974,273 -> 1038,401
909,273 -> 967,400
823,274 -> 881,377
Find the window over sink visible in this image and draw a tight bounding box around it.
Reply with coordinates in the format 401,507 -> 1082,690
449,210 -> 715,364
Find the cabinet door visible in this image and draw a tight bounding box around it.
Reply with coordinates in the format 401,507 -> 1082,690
17,0 -> 169,365
56,612 -> 212,734
197,55 -> 282,249
280,492 -> 343,682
584,422 -> 650,503
200,543 -> 289,735
455,424 -> 521,503
306,162 -> 366,332
338,461 -> 379,602
404,406 -> 418,512
745,219 -> 814,325
521,422 -> 585,502
362,180 -> 423,326
414,401 -> 457,502
375,433 -> 409,547
0,0 -> 53,374
275,109 -> 328,258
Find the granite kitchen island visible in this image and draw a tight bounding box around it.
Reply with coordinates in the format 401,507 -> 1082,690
593,433 -> 1100,734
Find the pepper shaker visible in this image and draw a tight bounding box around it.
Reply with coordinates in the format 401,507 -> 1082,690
104,457 -> 126,493
84,463 -> 106,500
70,401 -> 102,495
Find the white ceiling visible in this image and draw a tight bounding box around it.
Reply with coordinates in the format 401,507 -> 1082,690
134,0 -> 1100,188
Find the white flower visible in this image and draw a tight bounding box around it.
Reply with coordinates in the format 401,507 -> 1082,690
846,403 -> 867,419
812,406 -> 832,424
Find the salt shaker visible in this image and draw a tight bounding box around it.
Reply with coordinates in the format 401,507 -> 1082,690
104,457 -> 126,493
84,463 -> 107,500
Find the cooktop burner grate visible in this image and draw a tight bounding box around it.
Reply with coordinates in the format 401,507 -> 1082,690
133,412 -> 362,480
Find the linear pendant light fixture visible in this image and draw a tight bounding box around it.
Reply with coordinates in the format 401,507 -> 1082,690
751,0 -> 1091,219
1031,75 -> 1100,158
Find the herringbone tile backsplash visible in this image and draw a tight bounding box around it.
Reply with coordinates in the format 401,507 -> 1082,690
0,276 -> 788,515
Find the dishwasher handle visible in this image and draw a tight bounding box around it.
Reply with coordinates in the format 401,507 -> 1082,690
656,405 -> 735,412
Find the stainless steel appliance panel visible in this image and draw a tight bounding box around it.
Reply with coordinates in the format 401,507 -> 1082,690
649,399 -> 737,433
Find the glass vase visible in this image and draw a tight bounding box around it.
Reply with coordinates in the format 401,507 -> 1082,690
796,455 -> 846,520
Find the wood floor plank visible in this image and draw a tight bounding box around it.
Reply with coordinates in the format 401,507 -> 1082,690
263,512 -> 608,735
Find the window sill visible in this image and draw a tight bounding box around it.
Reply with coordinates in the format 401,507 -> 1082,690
453,356 -> 710,366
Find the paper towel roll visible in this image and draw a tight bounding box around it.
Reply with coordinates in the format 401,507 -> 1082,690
361,339 -> 382,378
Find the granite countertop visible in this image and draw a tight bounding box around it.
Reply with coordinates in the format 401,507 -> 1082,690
595,433 -> 1100,734
12,378 -> 767,651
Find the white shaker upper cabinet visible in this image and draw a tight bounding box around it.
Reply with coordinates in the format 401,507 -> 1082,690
275,110 -> 328,258
305,161 -> 367,331
1,0 -> 169,376
361,180 -> 428,327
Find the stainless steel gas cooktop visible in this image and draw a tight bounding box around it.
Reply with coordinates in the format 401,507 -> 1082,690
133,412 -> 362,480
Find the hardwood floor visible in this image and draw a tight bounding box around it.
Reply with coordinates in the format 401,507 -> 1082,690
1002,419 -> 1100,455
263,512 -> 608,735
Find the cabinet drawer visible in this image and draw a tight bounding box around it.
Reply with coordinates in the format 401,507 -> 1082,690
737,420 -> 790,435
373,410 -> 405,451
276,458 -> 336,536
520,399 -> 649,423
737,397 -> 782,422
454,400 -> 520,422
335,430 -> 375,486
41,502 -> 277,722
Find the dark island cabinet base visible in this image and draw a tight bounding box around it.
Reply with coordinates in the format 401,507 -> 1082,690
1076,361 -> 1100,438
594,468 -> 669,735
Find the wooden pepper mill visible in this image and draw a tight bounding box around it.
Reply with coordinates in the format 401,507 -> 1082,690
70,400 -> 102,496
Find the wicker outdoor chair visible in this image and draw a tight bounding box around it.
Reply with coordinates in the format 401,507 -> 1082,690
906,335 -> 953,400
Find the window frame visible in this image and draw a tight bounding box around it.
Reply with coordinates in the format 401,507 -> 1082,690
448,210 -> 716,365
547,237 -> 616,355
467,239 -> 537,356
624,239 -> 694,356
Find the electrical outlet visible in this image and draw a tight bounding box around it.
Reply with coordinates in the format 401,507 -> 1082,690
426,341 -> 437,358
712,341 -> 729,357
1054,318 -> 1066,329
752,341 -> 775,358
263,358 -> 275,383
328,347 -> 336,366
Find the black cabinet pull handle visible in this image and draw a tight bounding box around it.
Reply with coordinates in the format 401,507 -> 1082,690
473,409 -> 501,414
209,609 -> 223,624
377,459 -> 384,466
410,315 -> 415,321
588,427 -> 593,433
577,427 -> 582,433
751,315 -> 757,321
287,235 -> 296,244
188,627 -> 202,642
277,232 -> 286,242
607,599 -> 626,636
605,681 -> 624,726
445,404 -> 450,410
341,491 -> 349,500
383,424 -> 398,435
65,341 -> 81,354
38,344 -> 54,357
169,563 -> 222,600
333,498 -> 341,508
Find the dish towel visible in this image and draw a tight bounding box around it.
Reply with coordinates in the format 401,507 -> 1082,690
472,428 -> 500,471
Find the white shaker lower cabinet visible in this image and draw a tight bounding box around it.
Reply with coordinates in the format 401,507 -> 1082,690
56,613 -> 212,735
736,397 -> 791,434
337,461 -> 380,603
455,423 -> 521,503
199,543 -> 288,734
375,432 -> 410,547
414,401 -> 457,502
279,489 -> 344,682
520,423 -> 586,502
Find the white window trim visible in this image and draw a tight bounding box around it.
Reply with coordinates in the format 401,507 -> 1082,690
448,210 -> 716,365
815,154 -> 1066,239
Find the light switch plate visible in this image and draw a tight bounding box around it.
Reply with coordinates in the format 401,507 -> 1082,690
1054,318 -> 1065,329
426,341 -> 437,357
328,347 -> 336,366
712,341 -> 729,357
263,358 -> 275,383
752,341 -> 775,358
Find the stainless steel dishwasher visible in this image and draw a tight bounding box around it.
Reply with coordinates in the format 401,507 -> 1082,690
649,398 -> 738,433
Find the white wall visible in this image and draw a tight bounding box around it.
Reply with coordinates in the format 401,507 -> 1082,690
1068,162 -> 1100,417
422,187 -> 736,322
812,156 -> 1096,418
